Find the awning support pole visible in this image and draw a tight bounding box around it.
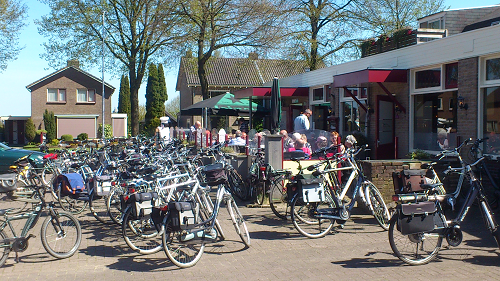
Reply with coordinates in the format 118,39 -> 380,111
377,82 -> 406,113
343,87 -> 368,112
249,97 -> 252,131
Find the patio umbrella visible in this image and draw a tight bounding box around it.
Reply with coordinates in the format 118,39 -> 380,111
270,77 -> 281,134
181,92 -> 265,116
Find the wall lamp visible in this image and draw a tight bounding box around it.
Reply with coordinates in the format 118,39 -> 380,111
458,96 -> 468,110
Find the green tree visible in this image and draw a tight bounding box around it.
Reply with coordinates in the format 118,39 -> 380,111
351,0 -> 448,36
178,0 -> 285,100
0,0 -> 27,72
36,0 -> 182,136
165,95 -> 180,121
118,75 -> 131,132
145,63 -> 164,135
25,118 -> 36,143
157,63 -> 168,103
43,109 -> 56,142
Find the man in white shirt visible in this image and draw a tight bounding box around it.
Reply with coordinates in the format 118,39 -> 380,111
294,108 -> 312,131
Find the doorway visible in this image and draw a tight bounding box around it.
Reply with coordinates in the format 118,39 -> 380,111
376,96 -> 395,159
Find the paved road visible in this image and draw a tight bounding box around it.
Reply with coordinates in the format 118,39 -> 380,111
0,195 -> 499,281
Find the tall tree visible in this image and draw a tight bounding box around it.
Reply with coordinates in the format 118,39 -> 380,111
118,75 -> 131,132
43,110 -> 56,142
351,0 -> 448,36
36,0 -> 183,136
178,0 -> 286,100
157,63 -> 168,103
144,63 -> 163,134
284,0 -> 357,70
0,0 -> 27,72
25,118 -> 36,143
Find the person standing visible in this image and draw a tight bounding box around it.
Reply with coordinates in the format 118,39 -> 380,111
294,108 -> 312,132
238,117 -> 249,133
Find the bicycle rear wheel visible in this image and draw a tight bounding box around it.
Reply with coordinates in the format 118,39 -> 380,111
107,186 -> 126,225
227,169 -> 249,201
57,189 -> 88,214
388,215 -> 442,265
122,208 -> 162,254
226,198 -> 250,247
269,178 -> 289,220
162,222 -> 206,268
364,181 -> 390,230
89,192 -> 112,224
290,193 -> 336,239
0,230 -> 11,267
41,211 -> 82,259
255,181 -> 265,205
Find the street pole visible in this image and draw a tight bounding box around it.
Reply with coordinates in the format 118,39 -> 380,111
101,5 -> 105,140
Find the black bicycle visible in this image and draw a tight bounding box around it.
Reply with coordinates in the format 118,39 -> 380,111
389,139 -> 500,265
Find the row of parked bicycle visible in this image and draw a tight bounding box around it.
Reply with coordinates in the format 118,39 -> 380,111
0,135 -> 499,268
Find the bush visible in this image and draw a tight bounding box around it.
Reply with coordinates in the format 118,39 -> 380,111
407,149 -> 432,160
98,124 -> 113,139
51,138 -> 59,146
221,146 -> 234,154
43,110 -> 56,142
77,133 -> 88,141
25,118 -> 36,142
61,134 -> 73,142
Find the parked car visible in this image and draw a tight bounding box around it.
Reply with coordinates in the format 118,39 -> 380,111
0,143 -> 45,173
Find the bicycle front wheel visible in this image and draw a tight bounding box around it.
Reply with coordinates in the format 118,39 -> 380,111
290,194 -> 335,239
0,230 -> 11,267
269,178 -> 289,220
57,189 -> 88,214
107,186 -> 126,225
255,182 -> 265,205
388,215 -> 442,265
227,169 -> 249,201
364,181 -> 390,230
226,198 -> 250,247
162,222 -> 206,268
89,192 -> 112,224
122,208 -> 162,255
41,211 -> 82,259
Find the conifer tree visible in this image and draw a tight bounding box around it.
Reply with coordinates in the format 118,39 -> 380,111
25,118 -> 36,143
158,64 -> 168,103
144,64 -> 162,135
43,109 -> 56,142
118,75 -> 131,133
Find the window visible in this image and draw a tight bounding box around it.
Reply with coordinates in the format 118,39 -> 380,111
413,91 -> 457,151
47,88 -> 66,102
415,68 -> 441,89
340,87 -> 368,137
486,58 -> 500,81
313,88 -> 324,101
77,89 -> 96,103
445,63 -> 458,89
483,87 -> 500,154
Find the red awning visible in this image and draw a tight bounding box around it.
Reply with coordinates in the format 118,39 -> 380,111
333,69 -> 407,88
233,87 -> 309,98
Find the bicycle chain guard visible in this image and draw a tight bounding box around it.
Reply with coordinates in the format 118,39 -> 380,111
12,234 -> 35,252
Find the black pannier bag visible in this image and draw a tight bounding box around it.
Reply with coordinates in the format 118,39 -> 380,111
0,174 -> 17,193
202,163 -> 226,186
120,192 -> 158,218
167,201 -> 197,231
392,169 -> 427,194
398,201 -> 436,235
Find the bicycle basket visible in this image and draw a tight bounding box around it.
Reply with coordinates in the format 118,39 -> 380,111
202,163 -> 227,186
397,201 -> 436,235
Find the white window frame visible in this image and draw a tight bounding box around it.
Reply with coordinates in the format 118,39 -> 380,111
77,88 -> 96,103
338,87 -> 368,136
478,53 -> 500,157
47,88 -> 66,103
310,86 -> 325,104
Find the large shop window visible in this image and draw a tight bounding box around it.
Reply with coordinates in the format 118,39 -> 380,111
342,101 -> 367,135
483,86 -> 500,154
486,58 -> 500,81
414,91 -> 457,151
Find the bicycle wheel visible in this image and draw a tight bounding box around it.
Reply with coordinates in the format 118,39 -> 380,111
89,192 -> 112,224
364,181 -> 390,230
199,191 -> 225,241
226,198 -> 250,247
57,189 -> 88,214
122,208 -> 162,254
162,221 -> 206,268
269,178 -> 289,220
255,181 -> 265,205
0,230 -> 11,267
290,193 -> 336,239
41,211 -> 82,259
107,186 -> 126,225
388,215 -> 442,265
227,169 -> 249,201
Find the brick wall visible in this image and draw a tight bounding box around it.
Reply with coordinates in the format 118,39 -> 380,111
457,57 -> 479,140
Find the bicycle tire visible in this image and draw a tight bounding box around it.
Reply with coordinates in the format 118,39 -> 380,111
57,188 -> 88,214
162,221 -> 206,268
122,207 -> 162,255
226,198 -> 251,247
41,211 -> 82,259
107,186 -> 126,225
255,181 -> 265,205
388,215 -> 442,265
364,181 -> 390,230
89,192 -> 113,224
227,169 -> 249,201
199,191 -> 225,241
269,178 -> 289,220
0,230 -> 10,267
290,193 -> 336,239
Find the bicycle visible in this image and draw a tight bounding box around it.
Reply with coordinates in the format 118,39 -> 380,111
389,139 -> 500,265
289,145 -> 391,238
247,148 -> 270,205
0,180 -> 82,267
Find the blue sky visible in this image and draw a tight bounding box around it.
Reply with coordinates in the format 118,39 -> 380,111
0,0 -> 499,117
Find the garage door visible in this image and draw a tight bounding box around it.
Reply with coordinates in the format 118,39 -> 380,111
57,118 -> 97,139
